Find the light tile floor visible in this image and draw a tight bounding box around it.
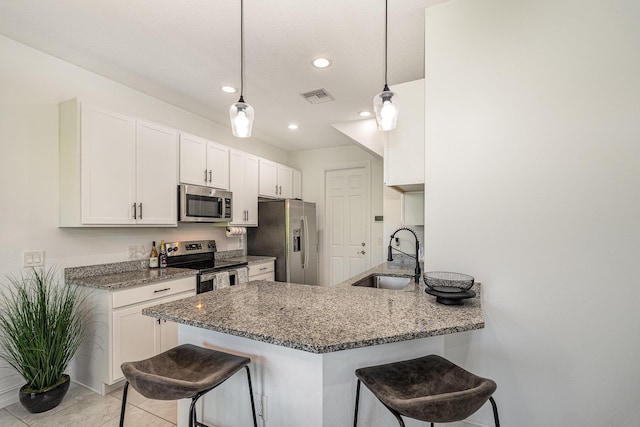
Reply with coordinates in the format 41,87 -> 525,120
0,382 -> 176,426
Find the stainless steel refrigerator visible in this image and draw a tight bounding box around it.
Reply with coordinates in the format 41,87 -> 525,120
247,199 -> 318,285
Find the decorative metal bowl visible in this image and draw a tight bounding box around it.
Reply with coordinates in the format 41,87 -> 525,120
424,272 -> 474,293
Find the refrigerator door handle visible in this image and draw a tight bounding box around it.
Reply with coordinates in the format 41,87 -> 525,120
302,216 -> 309,268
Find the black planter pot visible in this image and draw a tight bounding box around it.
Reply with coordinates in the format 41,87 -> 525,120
19,374 -> 71,414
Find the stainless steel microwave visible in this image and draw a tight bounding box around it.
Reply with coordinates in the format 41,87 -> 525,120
178,184 -> 232,223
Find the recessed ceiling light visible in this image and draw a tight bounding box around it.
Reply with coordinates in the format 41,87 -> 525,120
358,111 -> 372,117
288,124 -> 299,130
221,85 -> 238,94
311,57 -> 332,69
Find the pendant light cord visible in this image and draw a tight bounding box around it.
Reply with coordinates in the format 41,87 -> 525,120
383,0 -> 389,91
239,0 -> 245,102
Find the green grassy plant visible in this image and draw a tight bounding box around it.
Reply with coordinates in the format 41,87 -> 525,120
0,267 -> 87,392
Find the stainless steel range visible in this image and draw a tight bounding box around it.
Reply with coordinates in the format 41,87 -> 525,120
165,240 -> 248,293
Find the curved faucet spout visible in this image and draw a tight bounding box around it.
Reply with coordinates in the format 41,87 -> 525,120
387,227 -> 421,283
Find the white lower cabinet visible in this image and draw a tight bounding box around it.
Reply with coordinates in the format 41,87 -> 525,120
249,260 -> 275,281
74,276 -> 196,394
111,295 -> 183,383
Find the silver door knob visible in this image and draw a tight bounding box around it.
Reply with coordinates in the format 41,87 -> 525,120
361,242 -> 366,246
358,250 -> 366,255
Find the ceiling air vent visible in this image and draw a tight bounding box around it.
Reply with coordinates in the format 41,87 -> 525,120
300,88 -> 334,104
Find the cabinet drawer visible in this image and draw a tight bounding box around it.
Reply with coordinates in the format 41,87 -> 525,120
248,261 -> 274,278
250,272 -> 275,281
112,276 -> 195,309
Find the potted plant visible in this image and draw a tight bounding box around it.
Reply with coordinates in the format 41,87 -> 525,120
0,267 -> 88,413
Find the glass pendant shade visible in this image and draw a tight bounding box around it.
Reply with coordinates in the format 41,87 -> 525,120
373,85 -> 399,131
230,98 -> 254,138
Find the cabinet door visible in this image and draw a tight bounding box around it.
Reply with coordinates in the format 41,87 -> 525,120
179,133 -> 208,186
112,303 -> 160,383
259,159 -> 278,198
244,153 -> 259,225
277,164 -> 293,199
293,169 -> 302,200
81,105 -> 136,224
159,319 -> 178,353
136,120 -> 178,225
206,141 -> 229,190
229,149 -> 247,224
111,290 -> 194,383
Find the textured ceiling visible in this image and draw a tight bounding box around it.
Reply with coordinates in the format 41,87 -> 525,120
0,0 -> 444,152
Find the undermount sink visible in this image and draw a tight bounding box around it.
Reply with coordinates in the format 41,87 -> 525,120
351,274 -> 412,290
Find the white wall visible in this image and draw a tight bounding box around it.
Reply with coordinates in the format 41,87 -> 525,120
425,0 -> 640,425
0,35 -> 289,405
288,146 -> 384,285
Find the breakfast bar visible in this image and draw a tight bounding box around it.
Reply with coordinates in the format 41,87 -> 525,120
143,263 -> 483,427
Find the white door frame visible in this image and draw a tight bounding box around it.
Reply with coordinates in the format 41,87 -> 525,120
322,160 -> 372,285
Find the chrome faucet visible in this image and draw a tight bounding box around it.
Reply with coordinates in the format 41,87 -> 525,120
387,227 -> 421,283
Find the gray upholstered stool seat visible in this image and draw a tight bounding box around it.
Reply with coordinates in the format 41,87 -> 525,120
119,344 -> 257,427
354,354 -> 500,427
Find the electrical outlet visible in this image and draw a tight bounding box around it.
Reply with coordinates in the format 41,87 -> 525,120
128,245 -> 137,259
23,251 -> 45,267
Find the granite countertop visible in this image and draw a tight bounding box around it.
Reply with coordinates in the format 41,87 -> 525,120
225,255 -> 277,265
64,252 -> 272,291
65,261 -> 196,290
142,261 -> 483,354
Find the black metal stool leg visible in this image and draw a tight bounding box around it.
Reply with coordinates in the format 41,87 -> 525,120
353,379 -> 361,427
119,381 -> 129,427
489,396 -> 500,427
244,365 -> 258,427
383,403 -> 406,427
189,393 -> 201,427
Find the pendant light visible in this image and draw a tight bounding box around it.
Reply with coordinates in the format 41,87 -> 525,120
373,0 -> 398,131
230,0 -> 254,138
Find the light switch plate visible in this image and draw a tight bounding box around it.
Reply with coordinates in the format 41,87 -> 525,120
23,251 -> 45,267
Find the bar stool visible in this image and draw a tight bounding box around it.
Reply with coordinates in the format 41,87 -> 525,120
354,354 -> 500,427
119,344 -> 258,427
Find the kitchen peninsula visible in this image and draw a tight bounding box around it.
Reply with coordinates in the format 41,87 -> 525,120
143,262 -> 483,427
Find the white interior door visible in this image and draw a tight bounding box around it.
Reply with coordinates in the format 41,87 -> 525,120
325,166 -> 370,285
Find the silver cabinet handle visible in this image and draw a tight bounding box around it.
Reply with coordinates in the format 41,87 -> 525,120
275,184 -> 278,195
132,203 -> 137,219
153,287 -> 171,293
279,185 -> 282,195
259,267 -> 268,271
204,169 -> 208,183
138,203 -> 142,219
209,169 -> 212,183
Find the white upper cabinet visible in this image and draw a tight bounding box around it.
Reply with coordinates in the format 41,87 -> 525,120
258,158 -> 278,198
258,158 -> 296,199
229,149 -> 259,226
277,164 -> 293,199
179,132 -> 229,190
385,79 -> 425,190
135,120 -> 179,225
59,99 -> 178,226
